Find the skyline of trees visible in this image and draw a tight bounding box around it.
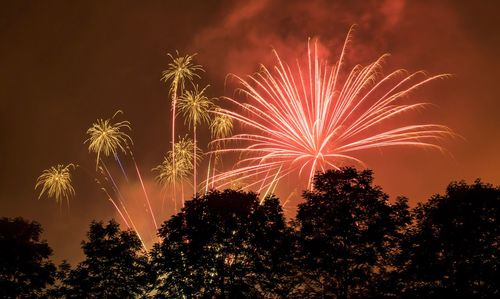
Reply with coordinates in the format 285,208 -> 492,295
1,167 -> 499,298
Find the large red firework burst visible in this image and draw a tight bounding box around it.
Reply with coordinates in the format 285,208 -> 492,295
210,30 -> 454,193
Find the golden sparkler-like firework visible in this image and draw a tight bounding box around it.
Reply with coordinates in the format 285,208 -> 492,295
161,51 -> 204,193
178,85 -> 213,192
210,113 -> 233,141
85,110 -> 132,168
178,85 -> 213,128
35,163 -> 76,205
161,52 -> 204,96
153,155 -> 190,187
153,137 -> 201,188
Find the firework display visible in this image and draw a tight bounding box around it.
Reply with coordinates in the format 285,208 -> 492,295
153,136 -> 201,209
161,52 -> 204,196
206,113 -> 234,191
34,31 -> 454,250
35,163 -> 76,206
85,110 -> 132,170
210,114 -> 233,140
178,85 -> 213,193
86,111 -> 159,249
209,32 -> 454,191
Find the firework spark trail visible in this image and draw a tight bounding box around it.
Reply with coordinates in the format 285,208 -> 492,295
210,158 -> 217,190
258,168 -> 273,192
96,178 -> 130,228
100,161 -> 142,238
114,152 -> 130,183
209,30 -> 455,192
212,161 -> 293,192
208,114 -> 233,189
96,179 -> 147,252
134,160 -> 158,230
261,165 -> 282,202
204,154 -> 212,194
129,148 -> 158,231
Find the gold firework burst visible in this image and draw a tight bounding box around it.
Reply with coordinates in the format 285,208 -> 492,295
178,85 -> 213,128
35,163 -> 76,205
210,113 -> 233,140
153,137 -> 201,187
85,110 -> 132,168
161,51 -> 204,96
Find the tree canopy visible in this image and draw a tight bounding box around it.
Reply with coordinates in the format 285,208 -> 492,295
57,220 -> 151,298
0,217 -> 56,299
2,168 -> 499,298
151,189 -> 294,298
399,179 -> 500,298
296,168 -> 411,298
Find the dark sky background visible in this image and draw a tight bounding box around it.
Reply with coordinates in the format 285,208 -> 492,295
1,0 -> 499,263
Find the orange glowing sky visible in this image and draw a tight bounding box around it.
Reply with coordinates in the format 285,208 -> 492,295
1,0 -> 499,263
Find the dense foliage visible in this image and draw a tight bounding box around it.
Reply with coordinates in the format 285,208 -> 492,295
398,180 -> 500,298
151,190 -> 294,298
296,169 -> 411,298
0,217 -> 56,298
55,220 -> 152,298
1,167 -> 499,298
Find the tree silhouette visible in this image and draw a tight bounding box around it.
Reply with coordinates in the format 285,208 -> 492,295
58,220 -> 151,298
4,170 -> 499,298
400,180 -> 500,298
296,167 -> 411,298
248,196 -> 300,297
0,217 -> 56,299
152,189 -> 295,298
46,260 -> 72,298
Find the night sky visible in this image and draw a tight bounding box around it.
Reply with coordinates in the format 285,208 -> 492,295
1,0 -> 499,263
